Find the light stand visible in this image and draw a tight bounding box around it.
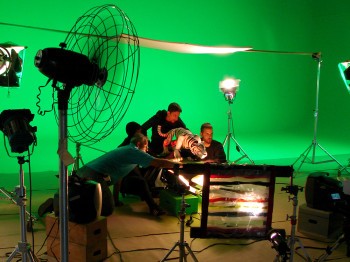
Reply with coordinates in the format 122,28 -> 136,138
160,194 -> 198,262
281,182 -> 311,262
220,77 -> 254,164
34,43 -> 108,261
223,99 -> 254,164
0,109 -> 37,261
316,233 -> 346,261
292,53 -> 346,174
6,156 -> 36,262
0,187 -> 37,232
73,142 -> 84,170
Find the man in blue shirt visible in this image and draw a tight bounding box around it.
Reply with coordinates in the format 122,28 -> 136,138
78,133 -> 176,216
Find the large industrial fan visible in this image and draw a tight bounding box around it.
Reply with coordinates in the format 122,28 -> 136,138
34,4 -> 140,260
35,4 -> 139,146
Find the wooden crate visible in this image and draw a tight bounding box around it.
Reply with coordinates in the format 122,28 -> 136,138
46,236 -> 107,262
45,214 -> 107,261
45,214 -> 107,245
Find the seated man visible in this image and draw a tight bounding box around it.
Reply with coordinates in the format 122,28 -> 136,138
200,122 -> 226,163
77,133 -> 176,216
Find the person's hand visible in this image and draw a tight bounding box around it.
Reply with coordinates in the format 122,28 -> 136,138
173,149 -> 182,162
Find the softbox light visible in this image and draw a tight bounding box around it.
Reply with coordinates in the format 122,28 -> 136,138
0,43 -> 26,87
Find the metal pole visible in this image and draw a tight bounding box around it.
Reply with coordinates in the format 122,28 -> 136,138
293,53 -> 346,174
223,101 -> 254,164
59,109 -> 69,262
6,157 -> 35,262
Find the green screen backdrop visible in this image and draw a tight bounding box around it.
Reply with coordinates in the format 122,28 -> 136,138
1,0 -> 350,174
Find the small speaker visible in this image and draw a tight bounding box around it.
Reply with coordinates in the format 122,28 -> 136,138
54,179 -> 102,224
68,180 -> 102,224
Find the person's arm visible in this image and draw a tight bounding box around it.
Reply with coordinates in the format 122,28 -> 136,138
141,111 -> 162,135
150,158 -> 176,169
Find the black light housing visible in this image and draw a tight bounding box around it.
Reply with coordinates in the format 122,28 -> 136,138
267,229 -> 290,259
34,47 -> 107,87
0,109 -> 37,154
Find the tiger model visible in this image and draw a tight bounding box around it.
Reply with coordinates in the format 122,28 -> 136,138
158,127 -> 207,161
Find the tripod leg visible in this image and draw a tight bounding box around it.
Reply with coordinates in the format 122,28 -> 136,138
292,143 -> 313,172
229,134 -> 254,164
160,242 -> 180,262
316,235 -> 345,262
293,141 -> 349,175
184,244 -> 199,262
317,143 -> 349,174
7,242 -> 36,262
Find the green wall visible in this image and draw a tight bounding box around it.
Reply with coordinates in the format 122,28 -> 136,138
1,0 -> 350,174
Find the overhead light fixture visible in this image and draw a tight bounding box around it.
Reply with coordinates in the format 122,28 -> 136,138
0,43 -> 26,87
219,76 -> 240,102
338,61 -> 350,93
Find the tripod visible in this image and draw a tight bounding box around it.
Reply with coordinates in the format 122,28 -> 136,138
74,142 -> 84,170
293,53 -> 346,174
0,187 -> 37,232
315,233 -> 346,261
6,156 -> 36,262
160,194 -> 198,262
222,99 -> 254,164
280,183 -> 311,262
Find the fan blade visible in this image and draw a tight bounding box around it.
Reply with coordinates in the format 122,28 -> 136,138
119,34 -> 251,54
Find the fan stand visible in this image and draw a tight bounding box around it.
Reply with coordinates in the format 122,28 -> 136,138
74,142 -> 84,170
56,84 -> 73,262
292,54 -> 347,175
6,156 -> 36,262
160,194 -> 198,262
223,99 -> 254,164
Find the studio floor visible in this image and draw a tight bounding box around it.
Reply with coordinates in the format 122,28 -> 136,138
1,149 -> 350,262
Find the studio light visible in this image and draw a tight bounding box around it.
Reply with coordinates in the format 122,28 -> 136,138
219,75 -> 254,163
0,109 -> 37,154
219,76 -> 240,102
267,229 -> 290,259
338,61 -> 350,93
34,47 -> 107,87
0,43 -> 26,87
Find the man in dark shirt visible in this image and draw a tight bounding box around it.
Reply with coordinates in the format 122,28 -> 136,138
118,121 -> 142,147
200,122 -> 226,163
141,102 -> 186,156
